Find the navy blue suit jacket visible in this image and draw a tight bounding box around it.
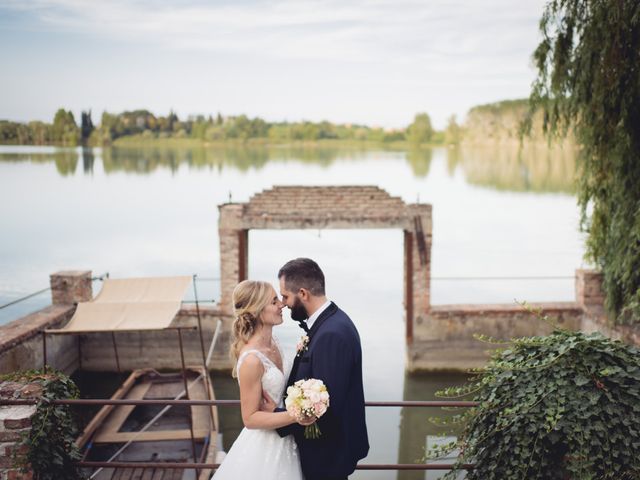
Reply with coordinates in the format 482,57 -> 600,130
277,302 -> 369,480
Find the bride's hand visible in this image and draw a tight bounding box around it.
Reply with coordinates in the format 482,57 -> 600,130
260,392 -> 276,412
296,415 -> 317,426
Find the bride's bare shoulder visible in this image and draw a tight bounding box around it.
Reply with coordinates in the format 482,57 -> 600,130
237,349 -> 264,380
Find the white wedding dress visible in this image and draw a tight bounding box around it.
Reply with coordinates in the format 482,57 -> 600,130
212,347 -> 303,480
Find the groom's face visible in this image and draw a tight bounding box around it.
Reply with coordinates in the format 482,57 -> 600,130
279,277 -> 308,321
289,296 -> 308,321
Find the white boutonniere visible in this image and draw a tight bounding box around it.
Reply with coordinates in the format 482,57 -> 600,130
296,335 -> 310,357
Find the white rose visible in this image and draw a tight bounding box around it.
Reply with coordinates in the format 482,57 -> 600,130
287,386 -> 302,399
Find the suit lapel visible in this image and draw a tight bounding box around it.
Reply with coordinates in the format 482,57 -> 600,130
307,301 -> 337,338
286,302 -> 338,387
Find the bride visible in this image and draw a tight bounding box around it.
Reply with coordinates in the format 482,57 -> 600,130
212,280 -> 312,480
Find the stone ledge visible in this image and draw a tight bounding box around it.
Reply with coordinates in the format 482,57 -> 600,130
0,305 -> 74,355
0,383 -> 42,400
429,302 -> 582,316
0,406 -> 36,431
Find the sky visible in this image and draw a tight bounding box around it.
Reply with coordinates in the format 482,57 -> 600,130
0,0 -> 548,129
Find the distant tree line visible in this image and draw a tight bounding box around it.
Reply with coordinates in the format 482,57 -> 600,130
0,109 -> 463,147
0,108 -> 89,146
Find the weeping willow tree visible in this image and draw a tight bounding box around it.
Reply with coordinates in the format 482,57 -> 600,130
528,0 -> 640,324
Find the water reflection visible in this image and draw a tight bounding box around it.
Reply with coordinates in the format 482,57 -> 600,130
445,147 -> 461,176
397,372 -> 468,480
100,144 -> 377,174
82,147 -> 95,174
406,148 -> 433,178
0,147 -> 80,173
0,144 -> 577,193
210,372 -> 243,452
53,150 -> 78,176
451,144 -> 577,193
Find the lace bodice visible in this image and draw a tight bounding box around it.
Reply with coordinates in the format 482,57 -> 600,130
237,346 -> 288,405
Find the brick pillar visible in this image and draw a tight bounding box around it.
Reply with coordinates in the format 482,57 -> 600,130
0,381 -> 42,479
50,271 -> 92,305
218,204 -> 248,314
576,269 -> 605,308
405,204 -> 432,345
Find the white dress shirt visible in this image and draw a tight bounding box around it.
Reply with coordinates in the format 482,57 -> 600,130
306,299 -> 331,331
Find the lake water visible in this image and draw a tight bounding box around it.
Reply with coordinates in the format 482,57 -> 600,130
0,143 -> 586,479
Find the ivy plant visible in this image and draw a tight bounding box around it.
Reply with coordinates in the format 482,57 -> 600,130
431,327 -> 640,479
2,369 -> 85,480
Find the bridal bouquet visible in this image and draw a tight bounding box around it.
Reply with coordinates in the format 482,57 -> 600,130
285,378 -> 330,439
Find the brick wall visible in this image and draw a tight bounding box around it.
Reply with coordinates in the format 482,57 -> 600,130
577,269 -> 640,345
0,271 -> 88,375
0,381 -> 41,480
0,306 -> 78,375
405,203 -> 432,341
218,185 -> 433,353
575,269 -> 605,308
409,302 -> 584,371
50,271 -> 92,306
218,204 -> 246,312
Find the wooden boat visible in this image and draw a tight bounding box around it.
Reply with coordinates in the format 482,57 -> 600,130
78,367 -> 219,480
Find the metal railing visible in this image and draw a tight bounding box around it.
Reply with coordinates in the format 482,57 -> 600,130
1,273 -> 576,311
1,397 -> 477,472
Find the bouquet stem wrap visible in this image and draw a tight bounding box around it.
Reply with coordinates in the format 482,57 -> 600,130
304,422 -> 321,439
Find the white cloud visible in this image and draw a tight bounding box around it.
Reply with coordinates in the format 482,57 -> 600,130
2,0 -> 545,62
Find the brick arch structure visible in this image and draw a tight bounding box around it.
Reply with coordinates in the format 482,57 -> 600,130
218,186 -> 432,346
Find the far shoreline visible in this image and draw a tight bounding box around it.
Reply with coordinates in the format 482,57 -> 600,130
110,135 -> 446,151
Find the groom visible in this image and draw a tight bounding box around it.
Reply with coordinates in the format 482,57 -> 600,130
275,258 -> 369,480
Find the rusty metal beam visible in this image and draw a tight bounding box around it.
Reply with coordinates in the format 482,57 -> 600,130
238,229 -> 248,282
413,216 -> 428,266
404,230 -> 414,345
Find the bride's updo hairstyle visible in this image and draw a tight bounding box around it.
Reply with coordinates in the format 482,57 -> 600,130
230,280 -> 273,377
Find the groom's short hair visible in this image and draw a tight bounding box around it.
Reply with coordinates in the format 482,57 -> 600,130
278,258 -> 325,296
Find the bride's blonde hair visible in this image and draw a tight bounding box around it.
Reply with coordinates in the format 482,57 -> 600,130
230,280 -> 273,377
